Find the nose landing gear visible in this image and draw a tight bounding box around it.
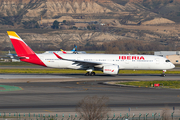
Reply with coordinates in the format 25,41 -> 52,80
161,70 -> 166,77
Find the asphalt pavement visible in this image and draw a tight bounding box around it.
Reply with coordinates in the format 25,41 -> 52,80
0,74 -> 180,114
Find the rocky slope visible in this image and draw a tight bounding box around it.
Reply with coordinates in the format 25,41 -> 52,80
0,30 -> 131,50
0,0 -> 112,21
0,0 -> 180,51
1,0 -> 180,23
1,23 -> 180,51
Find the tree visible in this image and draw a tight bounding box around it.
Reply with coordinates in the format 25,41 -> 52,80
87,25 -> 90,30
161,108 -> 170,120
69,26 -> 77,30
0,50 -> 2,55
51,20 -> 59,29
22,20 -> 40,29
76,96 -> 110,120
0,17 -> 14,26
63,20 -> 66,24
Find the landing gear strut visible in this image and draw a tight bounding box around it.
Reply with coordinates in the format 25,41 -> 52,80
161,70 -> 166,77
85,72 -> 95,76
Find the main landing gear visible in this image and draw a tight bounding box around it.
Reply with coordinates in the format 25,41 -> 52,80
85,72 -> 96,76
161,70 -> 166,77
85,68 -> 95,76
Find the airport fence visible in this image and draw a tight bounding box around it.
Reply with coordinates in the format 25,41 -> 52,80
0,112 -> 180,120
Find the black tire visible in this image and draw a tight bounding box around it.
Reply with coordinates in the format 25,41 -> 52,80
161,74 -> 166,77
90,72 -> 95,76
85,72 -> 90,76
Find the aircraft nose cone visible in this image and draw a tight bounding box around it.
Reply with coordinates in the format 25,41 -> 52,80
171,63 -> 175,69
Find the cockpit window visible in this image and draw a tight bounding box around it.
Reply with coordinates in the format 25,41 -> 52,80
166,60 -> 170,62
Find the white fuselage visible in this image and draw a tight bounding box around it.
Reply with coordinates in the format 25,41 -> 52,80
7,31 -> 175,75
36,54 -> 175,70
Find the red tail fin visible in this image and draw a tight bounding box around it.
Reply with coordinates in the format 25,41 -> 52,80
7,31 -> 35,56
7,31 -> 46,67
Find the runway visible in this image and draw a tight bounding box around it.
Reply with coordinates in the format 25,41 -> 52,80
0,74 -> 180,114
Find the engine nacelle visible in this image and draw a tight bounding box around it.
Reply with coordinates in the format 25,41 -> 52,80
103,65 -> 119,75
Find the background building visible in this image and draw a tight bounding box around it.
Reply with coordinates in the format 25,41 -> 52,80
154,51 -> 180,64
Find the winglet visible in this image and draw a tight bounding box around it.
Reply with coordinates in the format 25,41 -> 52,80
53,52 -> 63,59
60,49 -> 67,54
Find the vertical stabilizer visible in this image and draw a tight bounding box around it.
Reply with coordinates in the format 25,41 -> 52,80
7,31 -> 46,67
7,31 -> 35,56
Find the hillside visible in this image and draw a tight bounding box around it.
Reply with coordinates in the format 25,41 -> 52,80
0,0 -> 180,52
1,0 -> 180,24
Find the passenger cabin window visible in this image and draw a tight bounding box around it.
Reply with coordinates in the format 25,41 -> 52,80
176,60 -> 179,62
165,60 -> 170,62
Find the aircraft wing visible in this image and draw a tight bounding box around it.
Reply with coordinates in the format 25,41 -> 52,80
53,52 -> 102,67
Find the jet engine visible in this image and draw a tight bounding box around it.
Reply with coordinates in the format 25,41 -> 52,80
103,65 -> 119,75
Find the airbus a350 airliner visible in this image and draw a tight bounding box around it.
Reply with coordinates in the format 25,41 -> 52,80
7,31 -> 175,76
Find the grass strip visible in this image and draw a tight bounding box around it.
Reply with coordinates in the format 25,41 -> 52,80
0,69 -> 180,74
117,81 -> 180,89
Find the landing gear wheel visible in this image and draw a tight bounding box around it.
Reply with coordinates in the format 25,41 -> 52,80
161,74 -> 166,77
90,72 -> 95,76
161,70 -> 166,77
85,72 -> 90,76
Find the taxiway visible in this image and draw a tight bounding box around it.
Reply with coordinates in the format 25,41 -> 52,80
0,74 -> 180,114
